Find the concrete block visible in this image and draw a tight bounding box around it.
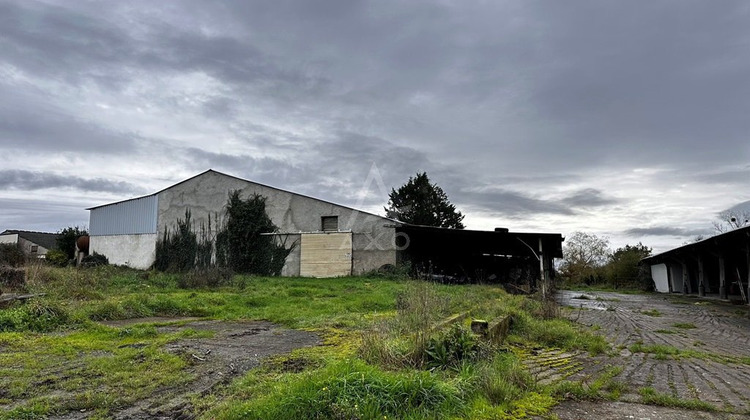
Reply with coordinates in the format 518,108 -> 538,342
430,311 -> 469,333
487,315 -> 513,345
471,319 -> 489,335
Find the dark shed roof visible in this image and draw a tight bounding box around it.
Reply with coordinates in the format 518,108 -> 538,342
397,224 -> 564,258
643,225 -> 750,264
0,230 -> 60,250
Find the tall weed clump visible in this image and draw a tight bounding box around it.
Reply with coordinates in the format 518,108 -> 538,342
361,279 -> 467,369
154,210 -> 199,272
28,266 -> 109,301
215,191 -> 292,276
154,191 -> 295,282
0,298 -> 74,332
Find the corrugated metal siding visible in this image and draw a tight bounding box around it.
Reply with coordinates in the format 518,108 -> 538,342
90,195 -> 158,236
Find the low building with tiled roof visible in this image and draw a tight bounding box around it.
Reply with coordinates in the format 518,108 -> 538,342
0,230 -> 60,259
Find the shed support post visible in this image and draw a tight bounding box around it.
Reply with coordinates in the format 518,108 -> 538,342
719,256 -> 727,300
665,262 -> 673,293
698,257 -> 705,297
682,262 -> 689,295
746,247 -> 750,305
538,239 -> 546,298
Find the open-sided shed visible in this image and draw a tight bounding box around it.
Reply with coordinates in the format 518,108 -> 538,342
396,224 -> 564,287
643,226 -> 750,301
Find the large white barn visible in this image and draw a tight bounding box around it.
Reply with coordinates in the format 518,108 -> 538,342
88,170 -> 398,276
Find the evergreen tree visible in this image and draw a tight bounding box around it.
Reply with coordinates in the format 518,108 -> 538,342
385,172 -> 465,229
56,226 -> 88,260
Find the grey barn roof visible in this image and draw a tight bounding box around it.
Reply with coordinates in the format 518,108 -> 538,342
87,169 -> 401,224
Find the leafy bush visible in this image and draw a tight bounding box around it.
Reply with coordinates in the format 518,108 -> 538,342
215,191 -> 293,276
425,324 -> 481,370
0,243 -> 25,267
80,252 -> 109,268
45,248 -> 69,267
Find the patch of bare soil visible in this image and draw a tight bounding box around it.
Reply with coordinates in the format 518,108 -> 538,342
61,318 -> 320,420
547,291 -> 750,419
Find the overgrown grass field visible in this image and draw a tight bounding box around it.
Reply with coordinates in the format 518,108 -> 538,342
1,265 -> 608,419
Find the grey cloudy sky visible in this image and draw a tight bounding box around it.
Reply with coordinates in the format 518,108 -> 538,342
1,0 -> 749,253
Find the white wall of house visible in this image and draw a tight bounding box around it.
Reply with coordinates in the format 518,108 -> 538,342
0,234 -> 50,258
0,234 -> 18,245
650,263 -> 670,293
89,234 -> 157,269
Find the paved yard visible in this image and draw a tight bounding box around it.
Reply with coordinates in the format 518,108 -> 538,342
549,290 -> 750,419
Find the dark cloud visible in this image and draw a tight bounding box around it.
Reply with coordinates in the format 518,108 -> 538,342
560,189 -> 619,208
180,133 -> 433,208
0,86 -> 135,153
457,188 -> 575,217
526,1 -> 750,166
0,1 -> 135,87
0,170 -> 142,194
1,0 -> 749,250
695,167 -> 750,185
624,227 -> 709,237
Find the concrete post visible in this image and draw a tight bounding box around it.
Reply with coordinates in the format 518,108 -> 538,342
698,257 -> 705,297
665,262 -> 673,293
682,262 -> 689,295
719,256 -> 727,299
538,238 -> 546,297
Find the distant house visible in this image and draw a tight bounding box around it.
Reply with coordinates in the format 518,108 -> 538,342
88,169 -> 564,283
643,226 -> 750,301
0,230 -> 60,259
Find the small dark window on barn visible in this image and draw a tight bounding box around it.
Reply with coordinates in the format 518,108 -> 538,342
30,245 -> 38,253
321,216 -> 338,232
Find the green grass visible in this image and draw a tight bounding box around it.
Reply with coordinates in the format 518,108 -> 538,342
0,325 -> 209,419
640,309 -> 662,317
672,322 -> 697,329
627,342 -> 750,366
551,365 -> 626,401
206,358 -> 465,419
2,266 -> 614,419
639,387 -> 717,412
629,343 -> 680,360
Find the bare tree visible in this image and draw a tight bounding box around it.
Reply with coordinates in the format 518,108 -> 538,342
712,210 -> 750,234
559,231 -> 611,283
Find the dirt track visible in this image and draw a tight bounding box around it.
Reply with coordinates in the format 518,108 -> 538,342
550,291 -> 750,419
58,319 -> 320,420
